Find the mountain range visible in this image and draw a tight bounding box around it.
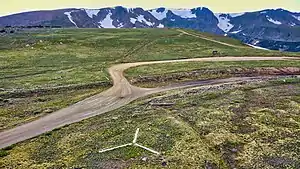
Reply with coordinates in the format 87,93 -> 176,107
0,6 -> 300,52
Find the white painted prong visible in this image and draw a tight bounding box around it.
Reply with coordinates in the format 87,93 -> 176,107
99,128 -> 159,155
99,143 -> 132,153
133,128 -> 140,144
135,143 -> 160,155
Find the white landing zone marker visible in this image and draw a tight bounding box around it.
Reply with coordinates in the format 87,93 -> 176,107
99,128 -> 160,155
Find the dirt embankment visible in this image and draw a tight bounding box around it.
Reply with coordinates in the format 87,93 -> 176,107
130,67 -> 300,85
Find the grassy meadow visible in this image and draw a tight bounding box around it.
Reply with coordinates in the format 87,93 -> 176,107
0,28 -> 298,90
0,28 -> 299,168
2,28 -> 296,130
1,79 -> 299,168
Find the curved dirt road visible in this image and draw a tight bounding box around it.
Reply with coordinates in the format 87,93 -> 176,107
0,56 -> 298,148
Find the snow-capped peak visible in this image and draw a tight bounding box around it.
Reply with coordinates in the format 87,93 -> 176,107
84,9 -> 100,18
170,9 -> 197,18
229,13 -> 245,17
149,8 -> 198,20
125,7 -> 134,13
149,8 -> 168,20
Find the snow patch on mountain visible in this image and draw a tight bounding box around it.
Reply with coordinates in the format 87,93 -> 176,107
130,18 -> 137,24
99,12 -> 115,28
118,22 -> 124,28
292,15 -> 300,21
170,9 -> 196,18
157,24 -> 164,28
214,14 -> 234,32
230,30 -> 242,34
126,8 -> 134,13
229,13 -> 245,17
149,9 -> 168,20
64,12 -> 78,27
85,9 -> 100,18
253,40 -> 260,45
247,44 -> 270,50
266,15 -> 282,25
130,15 -> 155,26
137,15 -> 154,26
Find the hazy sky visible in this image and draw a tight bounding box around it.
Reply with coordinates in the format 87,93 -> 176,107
2,0 -> 300,16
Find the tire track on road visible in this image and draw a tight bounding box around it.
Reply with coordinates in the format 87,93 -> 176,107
0,56 -> 298,148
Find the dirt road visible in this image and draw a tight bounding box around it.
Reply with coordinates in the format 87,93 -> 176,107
178,30 -> 243,48
0,56 -> 297,148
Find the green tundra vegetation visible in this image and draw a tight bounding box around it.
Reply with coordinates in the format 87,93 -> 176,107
1,79 -> 299,168
2,28 -> 298,131
0,28 -> 299,168
0,28 -> 298,90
